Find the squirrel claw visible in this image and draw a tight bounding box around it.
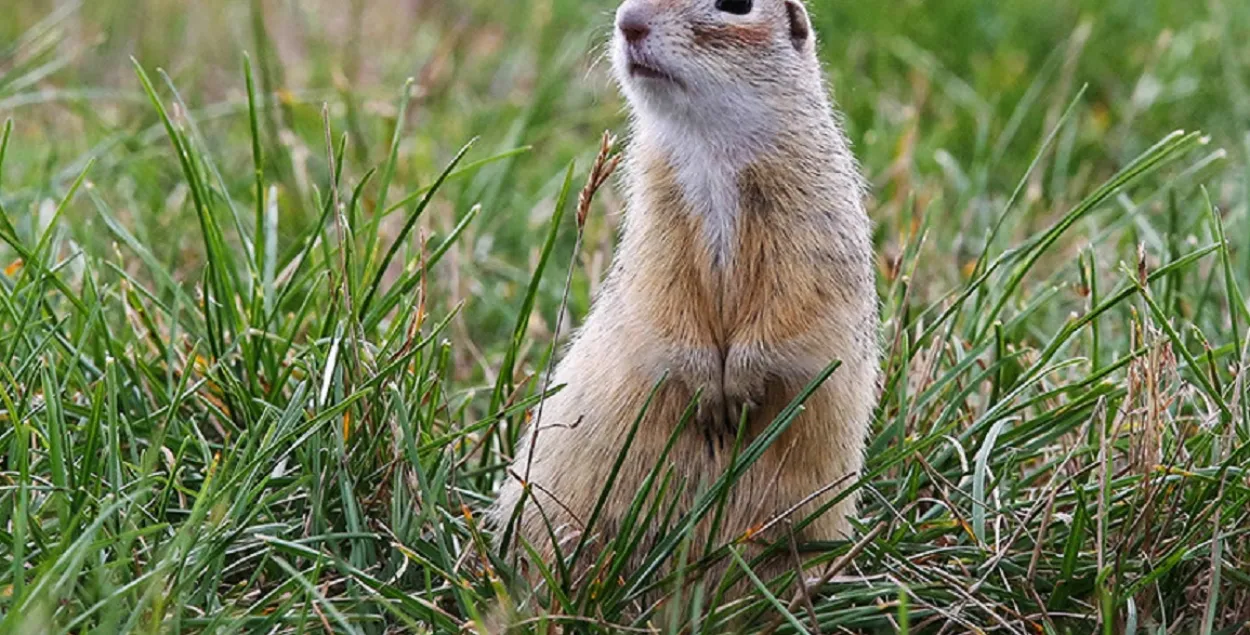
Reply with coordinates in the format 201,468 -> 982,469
696,390 -> 759,453
695,393 -> 727,431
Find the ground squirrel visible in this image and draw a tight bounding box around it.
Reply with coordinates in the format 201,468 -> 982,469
492,0 -> 879,590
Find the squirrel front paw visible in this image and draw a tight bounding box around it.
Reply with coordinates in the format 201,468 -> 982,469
695,383 -> 762,449
694,388 -> 728,437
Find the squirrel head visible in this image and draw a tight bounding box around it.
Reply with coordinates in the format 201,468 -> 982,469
611,0 -> 822,144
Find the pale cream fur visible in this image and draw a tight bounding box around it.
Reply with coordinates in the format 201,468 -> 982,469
491,0 -> 880,590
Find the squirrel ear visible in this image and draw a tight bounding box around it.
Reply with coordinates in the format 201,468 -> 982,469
784,0 -> 812,52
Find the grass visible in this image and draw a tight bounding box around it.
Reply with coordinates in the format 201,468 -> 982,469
1,0 -> 1248,632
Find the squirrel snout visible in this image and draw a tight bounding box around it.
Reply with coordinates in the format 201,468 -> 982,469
616,5 -> 653,43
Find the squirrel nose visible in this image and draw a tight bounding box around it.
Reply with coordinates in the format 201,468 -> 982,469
617,6 -> 652,43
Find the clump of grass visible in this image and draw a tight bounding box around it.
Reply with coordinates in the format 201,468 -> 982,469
1,1 -> 1248,633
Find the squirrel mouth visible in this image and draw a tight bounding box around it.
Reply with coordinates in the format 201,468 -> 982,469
628,61 -> 682,87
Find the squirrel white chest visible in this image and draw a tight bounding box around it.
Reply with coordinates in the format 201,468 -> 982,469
658,136 -> 752,268
643,115 -> 772,269
674,156 -> 740,267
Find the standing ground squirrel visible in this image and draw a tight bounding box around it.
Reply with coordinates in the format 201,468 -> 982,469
492,0 -> 880,589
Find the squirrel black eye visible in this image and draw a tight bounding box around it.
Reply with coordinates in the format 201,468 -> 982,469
715,0 -> 753,15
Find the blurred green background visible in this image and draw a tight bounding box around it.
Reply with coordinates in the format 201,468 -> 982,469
2,1 -> 1249,631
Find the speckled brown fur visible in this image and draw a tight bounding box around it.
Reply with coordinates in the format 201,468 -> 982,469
692,22 -> 774,48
